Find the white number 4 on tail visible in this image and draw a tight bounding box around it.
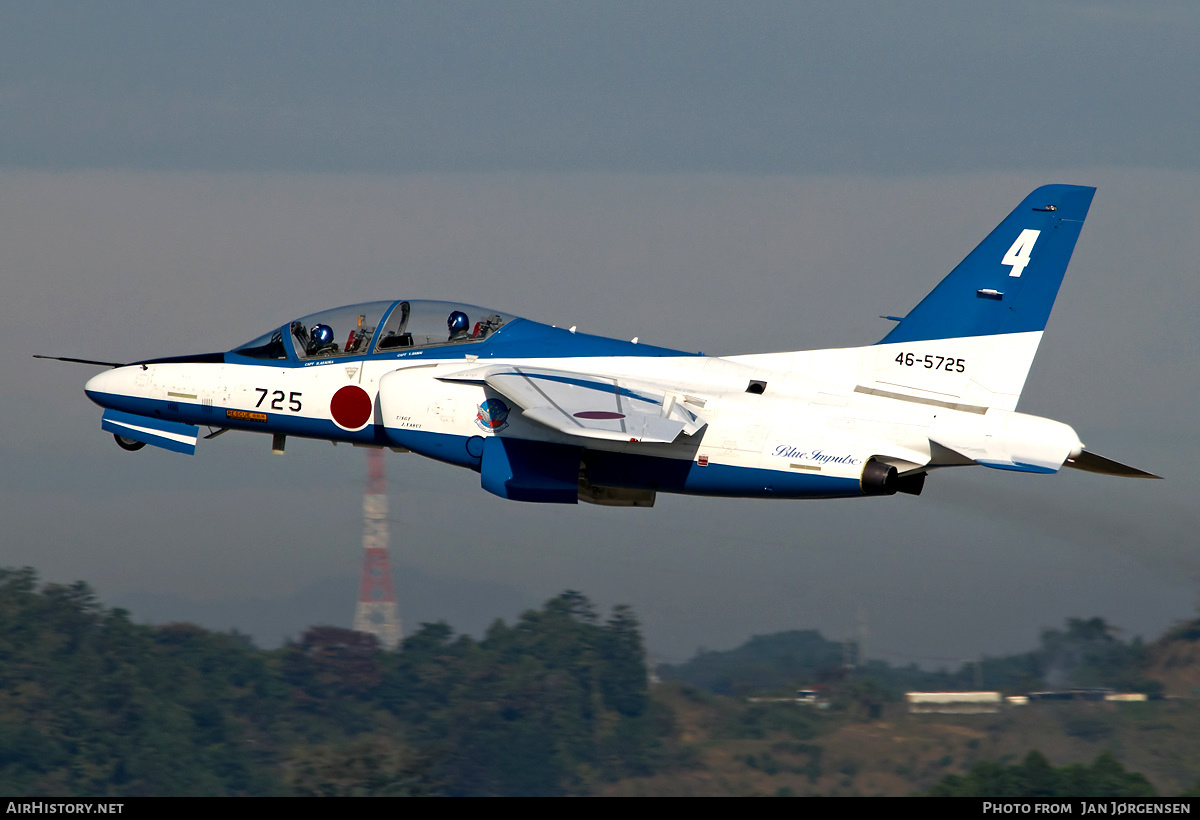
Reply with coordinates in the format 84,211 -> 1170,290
1002,229 -> 1040,277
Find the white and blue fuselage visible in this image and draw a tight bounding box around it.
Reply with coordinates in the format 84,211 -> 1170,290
79,186 -> 1157,506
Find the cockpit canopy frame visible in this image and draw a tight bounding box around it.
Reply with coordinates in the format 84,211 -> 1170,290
233,300 -> 517,362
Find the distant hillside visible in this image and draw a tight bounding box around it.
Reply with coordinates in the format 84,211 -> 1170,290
8,565 -> 1200,797
661,616 -> 1172,698
657,630 -> 847,695
1146,615 -> 1200,697
598,682 -> 1200,797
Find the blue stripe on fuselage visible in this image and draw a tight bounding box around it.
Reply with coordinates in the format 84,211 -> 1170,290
87,391 -> 864,500
385,427 -> 863,500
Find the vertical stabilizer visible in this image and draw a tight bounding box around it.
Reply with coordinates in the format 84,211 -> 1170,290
868,185 -> 1095,410
879,185 -> 1095,345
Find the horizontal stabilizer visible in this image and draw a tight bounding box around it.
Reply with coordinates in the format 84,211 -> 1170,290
1065,450 -> 1161,479
101,409 -> 199,455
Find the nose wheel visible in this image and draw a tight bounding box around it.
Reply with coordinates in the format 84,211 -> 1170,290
113,434 -> 146,452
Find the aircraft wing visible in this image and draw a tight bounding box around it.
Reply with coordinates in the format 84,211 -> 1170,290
439,365 -> 706,443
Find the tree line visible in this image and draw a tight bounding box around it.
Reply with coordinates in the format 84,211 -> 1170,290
0,568 -> 666,796
2,565 -> 1187,796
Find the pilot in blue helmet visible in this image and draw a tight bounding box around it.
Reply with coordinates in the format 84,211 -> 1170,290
308,323 -> 336,355
447,311 -> 470,341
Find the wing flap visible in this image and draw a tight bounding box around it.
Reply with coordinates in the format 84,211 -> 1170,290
520,405 -> 686,444
441,365 -> 705,444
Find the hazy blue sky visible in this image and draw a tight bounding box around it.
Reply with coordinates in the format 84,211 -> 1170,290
3,2 -> 1198,665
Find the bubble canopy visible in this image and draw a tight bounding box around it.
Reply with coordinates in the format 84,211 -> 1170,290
233,300 -> 517,361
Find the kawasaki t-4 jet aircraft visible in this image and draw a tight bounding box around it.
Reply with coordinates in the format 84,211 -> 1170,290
69,185 -> 1158,506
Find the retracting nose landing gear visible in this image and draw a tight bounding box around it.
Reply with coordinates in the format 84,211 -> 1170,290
113,434 -> 146,452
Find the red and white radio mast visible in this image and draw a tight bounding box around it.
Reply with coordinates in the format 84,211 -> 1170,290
353,448 -> 402,649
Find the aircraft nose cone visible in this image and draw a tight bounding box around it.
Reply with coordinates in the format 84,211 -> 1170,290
84,367 -> 125,408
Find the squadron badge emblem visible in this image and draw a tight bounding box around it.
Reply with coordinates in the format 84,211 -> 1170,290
475,398 -> 511,432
